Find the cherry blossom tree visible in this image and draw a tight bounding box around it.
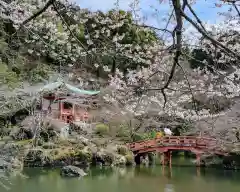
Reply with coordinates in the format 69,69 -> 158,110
0,0 -> 240,133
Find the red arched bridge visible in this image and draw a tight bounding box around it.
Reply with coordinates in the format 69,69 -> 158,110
127,136 -> 228,166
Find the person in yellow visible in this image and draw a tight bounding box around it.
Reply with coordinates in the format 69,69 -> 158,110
156,131 -> 164,139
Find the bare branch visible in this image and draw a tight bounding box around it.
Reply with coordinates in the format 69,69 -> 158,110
183,0 -> 207,32
134,24 -> 172,35
232,2 -> 240,17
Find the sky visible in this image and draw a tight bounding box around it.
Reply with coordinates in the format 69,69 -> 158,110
73,0 -> 232,44
74,0 -> 230,24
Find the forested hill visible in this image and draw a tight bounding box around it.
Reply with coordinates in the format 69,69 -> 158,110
2,0 -> 238,89
0,0 -> 161,88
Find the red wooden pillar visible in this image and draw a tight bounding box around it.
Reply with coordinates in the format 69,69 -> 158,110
162,151 -> 172,166
166,151 -> 172,167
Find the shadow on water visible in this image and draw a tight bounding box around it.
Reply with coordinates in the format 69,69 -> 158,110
22,166 -> 115,179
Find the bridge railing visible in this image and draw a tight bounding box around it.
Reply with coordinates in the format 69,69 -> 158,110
127,136 -> 219,152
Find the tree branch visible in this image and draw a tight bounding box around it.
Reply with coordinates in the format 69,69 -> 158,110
232,2 -> 240,17
134,24 -> 173,35
177,62 -> 199,114
22,0 -> 56,25
180,8 -> 240,60
160,0 -> 183,108
52,2 -> 88,52
183,0 -> 207,32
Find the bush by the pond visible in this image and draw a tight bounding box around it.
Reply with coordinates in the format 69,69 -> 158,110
132,132 -> 149,142
125,152 -> 134,165
95,123 -> 109,136
117,145 -> 128,155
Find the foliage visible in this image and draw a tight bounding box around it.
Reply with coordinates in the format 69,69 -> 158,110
117,145 -> 128,155
131,132 -> 149,142
190,22 -> 240,71
0,62 -> 19,88
95,123 -> 110,136
125,152 -> 134,165
0,0 -> 159,81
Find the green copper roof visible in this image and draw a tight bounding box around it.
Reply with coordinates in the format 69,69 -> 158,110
39,81 -> 100,95
65,83 -> 100,95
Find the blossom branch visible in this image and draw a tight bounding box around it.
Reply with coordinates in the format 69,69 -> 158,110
180,7 -> 240,60
135,24 -> 173,35
52,2 -> 88,52
22,0 -> 56,25
177,62 -> 199,114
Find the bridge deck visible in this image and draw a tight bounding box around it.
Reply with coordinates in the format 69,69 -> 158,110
127,136 -> 226,155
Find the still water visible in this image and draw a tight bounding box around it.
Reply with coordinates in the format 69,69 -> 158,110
1,165 -> 240,192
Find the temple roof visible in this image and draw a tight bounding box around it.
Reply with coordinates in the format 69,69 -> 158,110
39,81 -> 100,95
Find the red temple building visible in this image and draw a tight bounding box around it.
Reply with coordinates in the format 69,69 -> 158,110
39,81 -> 100,124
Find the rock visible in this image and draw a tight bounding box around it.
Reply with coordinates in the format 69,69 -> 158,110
10,126 -> 33,140
1,143 -> 21,157
0,158 -> 9,169
79,136 -> 90,145
93,148 -> 114,166
25,149 -> 44,161
24,148 -> 51,167
0,143 -> 23,172
4,157 -> 23,171
60,165 -> 87,177
141,155 -> 149,166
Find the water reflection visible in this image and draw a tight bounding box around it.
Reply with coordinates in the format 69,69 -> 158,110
164,184 -> 175,192
1,166 -> 240,192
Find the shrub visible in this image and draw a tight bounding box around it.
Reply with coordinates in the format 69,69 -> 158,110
132,132 -> 149,142
95,123 -> 109,136
75,149 -> 92,162
117,145 -> 128,155
125,152 -> 134,165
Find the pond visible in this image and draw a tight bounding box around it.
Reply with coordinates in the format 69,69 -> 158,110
1,163 -> 240,192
